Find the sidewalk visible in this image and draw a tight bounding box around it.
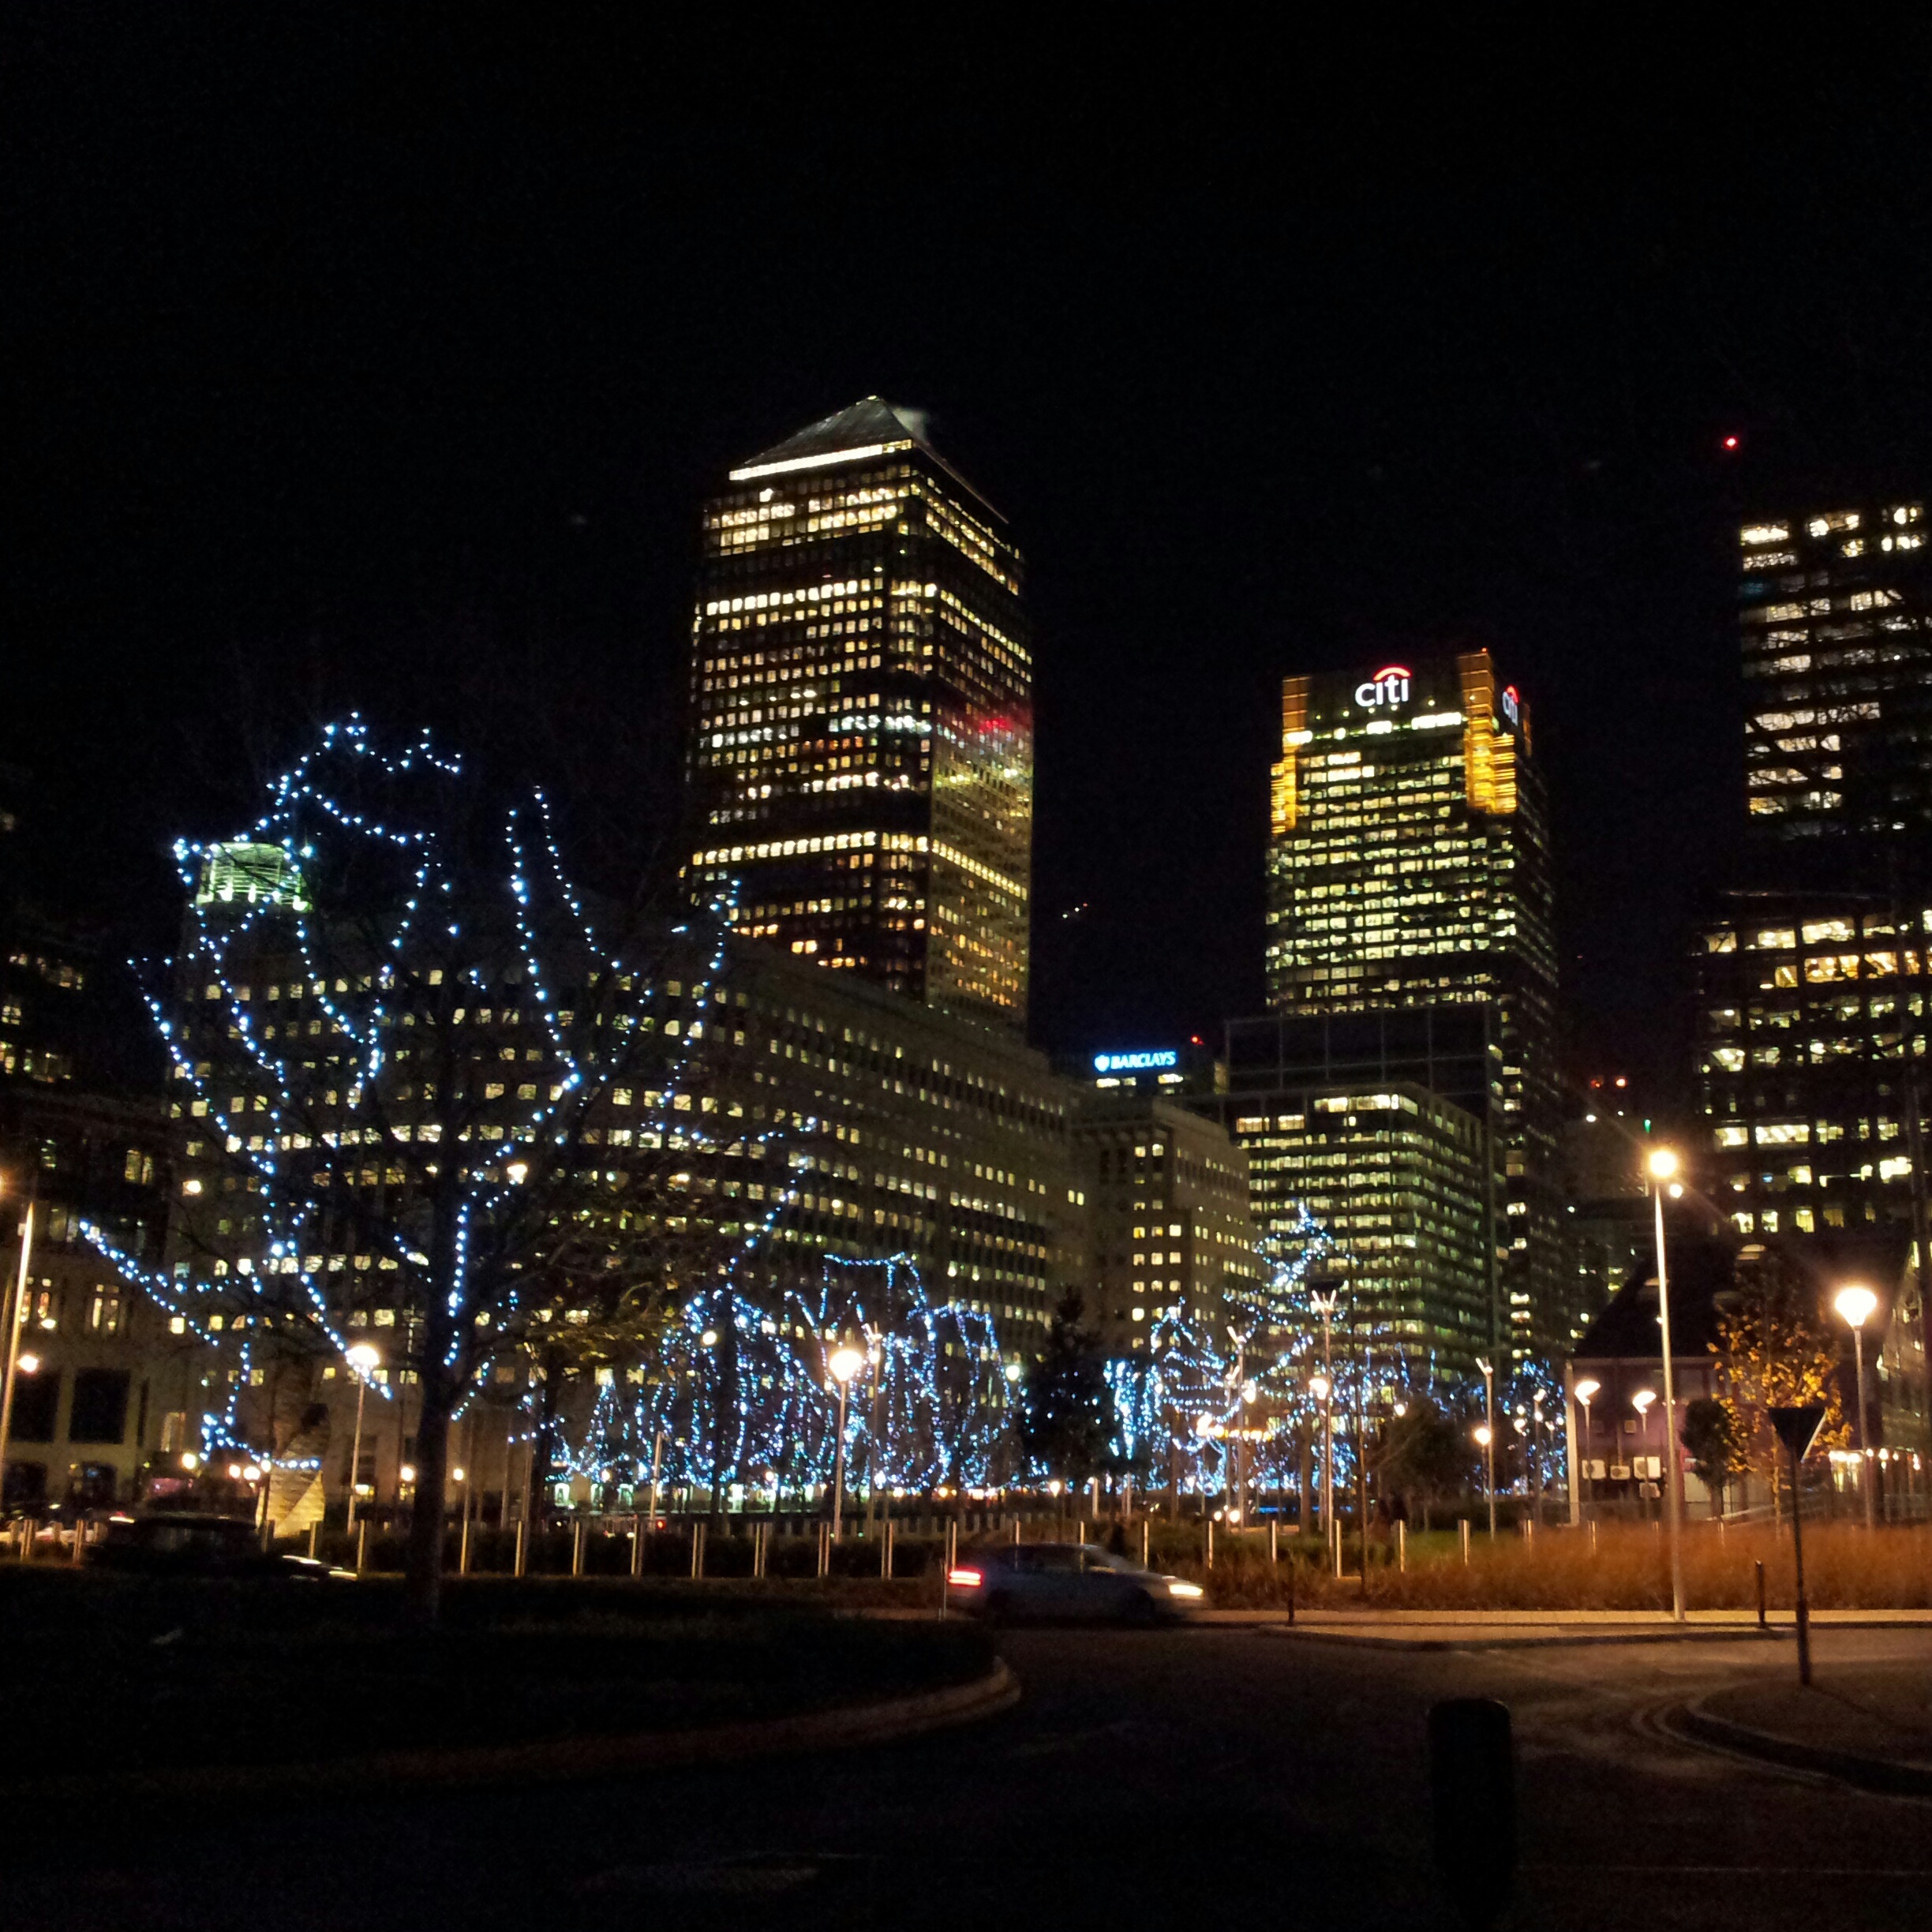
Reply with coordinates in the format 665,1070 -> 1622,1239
1197,1606 -> 1932,1649
1679,1668 -> 1932,1794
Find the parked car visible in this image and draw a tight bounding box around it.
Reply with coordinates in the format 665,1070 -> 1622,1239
947,1541 -> 1205,1624
88,1511 -> 342,1580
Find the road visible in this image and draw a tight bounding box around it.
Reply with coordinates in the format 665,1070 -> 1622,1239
17,1624 -> 1932,1931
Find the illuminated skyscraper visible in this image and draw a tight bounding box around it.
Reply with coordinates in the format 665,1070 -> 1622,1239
1737,500 -> 1932,871
1261,650 -> 1563,1365
685,398 -> 1032,1032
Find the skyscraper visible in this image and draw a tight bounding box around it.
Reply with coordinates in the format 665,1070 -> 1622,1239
1262,650 -> 1563,1365
1738,500 -> 1932,873
1691,496 -> 1932,1240
685,398 -> 1032,1032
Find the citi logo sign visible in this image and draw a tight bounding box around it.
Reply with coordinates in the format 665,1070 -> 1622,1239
1354,665 -> 1412,710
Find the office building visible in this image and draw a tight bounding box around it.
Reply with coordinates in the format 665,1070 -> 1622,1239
1261,650 -> 1562,1366
1219,1013 -> 1499,1381
1071,1069 -> 1260,1357
1737,501 -> 1932,872
1693,888 -> 1932,1237
685,397 -> 1033,1032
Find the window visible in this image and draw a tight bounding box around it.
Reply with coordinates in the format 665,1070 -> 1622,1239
69,1370 -> 131,1445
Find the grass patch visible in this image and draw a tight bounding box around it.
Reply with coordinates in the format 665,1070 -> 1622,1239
1156,1519 -> 1932,1610
0,1571 -> 992,1783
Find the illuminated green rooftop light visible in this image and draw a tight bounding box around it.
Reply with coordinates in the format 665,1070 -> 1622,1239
195,841 -> 309,912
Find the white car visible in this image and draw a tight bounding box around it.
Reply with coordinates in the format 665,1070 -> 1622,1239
948,1541 -> 1205,1624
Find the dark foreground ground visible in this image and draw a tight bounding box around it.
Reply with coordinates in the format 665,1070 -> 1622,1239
10,1623 -> 1931,1931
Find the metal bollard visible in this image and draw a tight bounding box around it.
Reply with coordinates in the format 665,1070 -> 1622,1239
1755,1559 -> 1767,1630
308,1519 -> 322,1561
21,1517 -> 35,1564
571,1518 -> 586,1577
459,1512 -> 472,1576
1141,1517 -> 1151,1568
1459,1518 -> 1471,1566
514,1516 -> 527,1578
880,1518 -> 894,1578
1270,1519 -> 1279,1565
631,1514 -> 646,1578
1398,1519 -> 1407,1574
71,1518 -> 87,1566
1206,1518 -> 1215,1570
691,1519 -> 706,1579
817,1519 -> 830,1578
356,1518 -> 369,1574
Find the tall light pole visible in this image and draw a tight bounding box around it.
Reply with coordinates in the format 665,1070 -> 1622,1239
1573,1378 -> 1599,1519
1531,1392 -> 1545,1526
0,1176 -> 38,1505
828,1344 -> 865,1541
1309,1372 -> 1336,1578
1310,1290 -> 1338,1572
1474,1355 -> 1496,1536
1834,1283 -> 1879,1530
344,1342 -> 381,1533
1646,1147 -> 1686,1623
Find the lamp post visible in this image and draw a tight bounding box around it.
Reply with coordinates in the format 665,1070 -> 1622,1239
1531,1392 -> 1545,1526
1834,1283 -> 1879,1530
0,1176 -> 38,1510
344,1342 -> 381,1534
1573,1378 -> 1600,1518
1474,1355 -> 1496,1536
828,1343 -> 865,1541
1310,1289 -> 1339,1572
1646,1147 -> 1686,1623
1309,1372 -> 1336,1577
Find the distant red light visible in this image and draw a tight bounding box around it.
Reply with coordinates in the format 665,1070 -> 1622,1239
1721,434 -> 1740,451
947,1567 -> 983,1589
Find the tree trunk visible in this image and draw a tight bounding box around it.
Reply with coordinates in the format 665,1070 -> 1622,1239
403,1370 -> 455,1625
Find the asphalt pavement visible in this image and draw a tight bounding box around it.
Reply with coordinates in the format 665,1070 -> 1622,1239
14,1623 -> 1932,1931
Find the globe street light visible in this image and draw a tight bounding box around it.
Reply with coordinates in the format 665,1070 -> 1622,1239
345,1342 -> 381,1534
828,1343 -> 866,1541
1646,1147 -> 1686,1623
1835,1282 -> 1880,1530
1573,1377 -> 1601,1518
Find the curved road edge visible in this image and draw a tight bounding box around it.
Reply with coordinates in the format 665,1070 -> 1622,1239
0,1657 -> 1022,1807
1668,1696 -> 1932,1797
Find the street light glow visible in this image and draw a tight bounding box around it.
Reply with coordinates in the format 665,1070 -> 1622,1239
1834,1283 -> 1878,1330
1646,1147 -> 1679,1181
1309,1372 -> 1331,1402
829,1345 -> 865,1384
1573,1377 -> 1601,1402
1631,1388 -> 1656,1415
346,1342 -> 380,1373
15,1353 -> 39,1376
1473,1424 -> 1492,1446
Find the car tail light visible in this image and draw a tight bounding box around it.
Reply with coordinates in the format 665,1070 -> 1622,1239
947,1567 -> 983,1588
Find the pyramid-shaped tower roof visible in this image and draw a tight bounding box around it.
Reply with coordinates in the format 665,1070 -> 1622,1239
732,395 -> 927,476
728,395 -> 997,515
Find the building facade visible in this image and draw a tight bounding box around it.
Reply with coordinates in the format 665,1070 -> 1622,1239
1223,1072 -> 1495,1385
1261,650 -> 1562,1366
1070,1086 -> 1259,1358
1737,500 -> 1932,869
1693,889 -> 1932,1239
685,397 -> 1033,1032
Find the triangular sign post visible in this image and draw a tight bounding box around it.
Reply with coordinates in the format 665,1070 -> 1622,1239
1768,1403 -> 1826,1460
1767,1403 -> 1827,1686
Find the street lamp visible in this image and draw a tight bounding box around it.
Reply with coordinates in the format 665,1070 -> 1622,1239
1308,1371 -> 1335,1574
0,1172 -> 39,1511
1646,1146 -> 1686,1623
345,1342 -> 381,1533
828,1343 -> 865,1541
1574,1377 -> 1600,1516
1834,1282 -> 1880,1530
1474,1356 -> 1496,1537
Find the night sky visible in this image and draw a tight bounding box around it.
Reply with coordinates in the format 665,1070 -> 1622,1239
9,15 -> 1932,1115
